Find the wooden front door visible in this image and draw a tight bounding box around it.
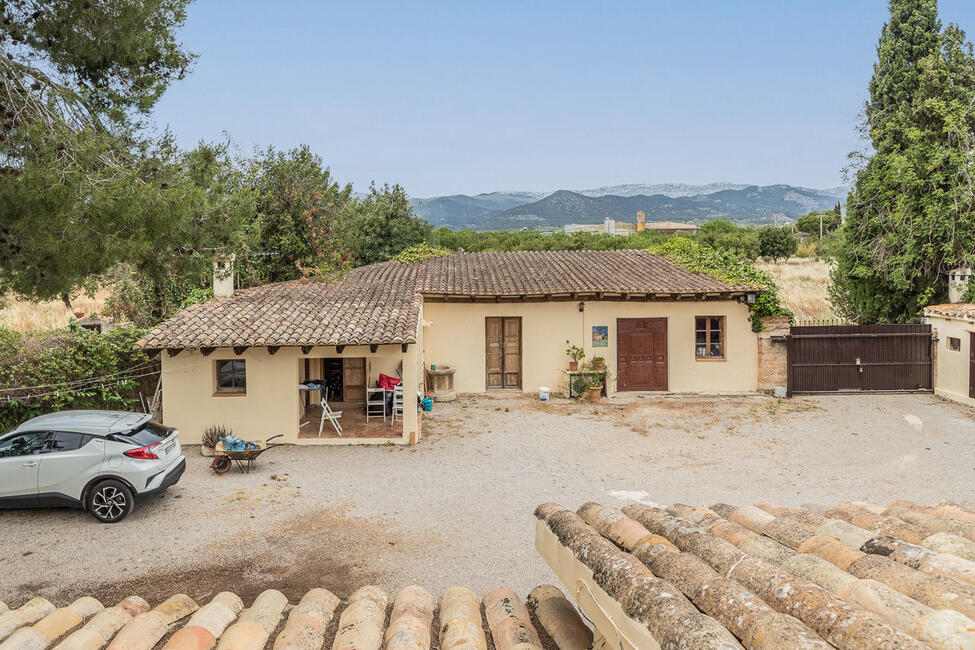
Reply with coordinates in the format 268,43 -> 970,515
617,318 -> 668,391
486,317 -> 522,389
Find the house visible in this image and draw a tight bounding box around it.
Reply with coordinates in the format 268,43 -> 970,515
924,303 -> 975,407
138,250 -> 762,445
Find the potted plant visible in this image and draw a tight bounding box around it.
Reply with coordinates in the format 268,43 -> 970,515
576,375 -> 603,402
565,343 -> 585,371
201,424 -> 230,457
590,356 -> 606,370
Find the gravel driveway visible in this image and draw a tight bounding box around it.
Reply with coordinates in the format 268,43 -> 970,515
1,392 -> 973,606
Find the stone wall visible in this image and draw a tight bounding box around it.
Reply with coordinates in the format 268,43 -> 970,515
757,316 -> 790,393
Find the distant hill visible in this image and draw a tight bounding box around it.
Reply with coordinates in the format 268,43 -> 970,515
413,183 -> 846,230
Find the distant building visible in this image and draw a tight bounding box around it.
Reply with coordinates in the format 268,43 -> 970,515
644,221 -> 699,236
75,313 -> 115,333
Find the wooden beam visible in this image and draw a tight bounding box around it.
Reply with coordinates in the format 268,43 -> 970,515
301,345 -> 313,355
166,348 -> 181,357
370,344 -> 379,353
267,346 -> 280,355
200,347 -> 215,357
232,346 -> 248,355
336,345 -> 345,354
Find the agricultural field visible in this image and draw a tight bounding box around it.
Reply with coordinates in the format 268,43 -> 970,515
758,257 -> 835,322
0,288 -> 111,331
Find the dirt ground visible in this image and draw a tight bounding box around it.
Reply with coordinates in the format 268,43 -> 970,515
1,392 -> 974,607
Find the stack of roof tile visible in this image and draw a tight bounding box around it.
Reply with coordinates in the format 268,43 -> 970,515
536,498 -> 975,649
0,584 -> 591,650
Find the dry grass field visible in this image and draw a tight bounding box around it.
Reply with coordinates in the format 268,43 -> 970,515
758,257 -> 836,322
0,288 -> 111,331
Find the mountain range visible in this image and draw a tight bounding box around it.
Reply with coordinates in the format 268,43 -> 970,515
410,183 -> 847,230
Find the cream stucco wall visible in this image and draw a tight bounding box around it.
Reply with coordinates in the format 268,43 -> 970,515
925,313 -> 975,407
422,299 -> 758,395
161,343 -> 419,445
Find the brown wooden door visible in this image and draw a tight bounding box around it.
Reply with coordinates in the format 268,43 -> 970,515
617,318 -> 667,391
343,357 -> 366,402
486,317 -> 521,389
970,332 -> 974,399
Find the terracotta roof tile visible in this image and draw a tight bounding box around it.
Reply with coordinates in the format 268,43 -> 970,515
925,303 -> 975,320
139,250 -> 758,350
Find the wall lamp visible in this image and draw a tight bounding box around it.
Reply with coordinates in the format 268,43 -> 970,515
578,301 -> 585,312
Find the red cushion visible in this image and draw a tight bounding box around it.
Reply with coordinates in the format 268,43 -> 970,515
378,373 -> 401,390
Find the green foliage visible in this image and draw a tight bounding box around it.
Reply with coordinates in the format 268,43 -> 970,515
833,1 -> 975,322
796,210 -> 842,236
0,324 -> 155,430
393,243 -> 451,264
428,227 -> 668,252
647,238 -> 792,331
757,227 -> 799,261
565,344 -> 586,363
240,145 -> 352,286
340,184 -> 432,266
697,219 -> 762,259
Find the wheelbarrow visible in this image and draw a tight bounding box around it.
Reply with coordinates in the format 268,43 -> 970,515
210,434 -> 284,474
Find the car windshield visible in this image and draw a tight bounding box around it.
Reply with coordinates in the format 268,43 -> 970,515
114,420 -> 172,446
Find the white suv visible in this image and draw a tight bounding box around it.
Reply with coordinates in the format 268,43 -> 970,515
0,410 -> 185,523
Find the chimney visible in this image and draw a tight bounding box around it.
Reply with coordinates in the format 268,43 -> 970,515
604,217 -> 616,236
636,211 -> 646,231
213,253 -> 236,298
948,266 -> 972,303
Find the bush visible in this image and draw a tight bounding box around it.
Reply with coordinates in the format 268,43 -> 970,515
0,324 -> 155,430
202,424 -> 231,448
647,238 -> 793,331
393,243 -> 451,264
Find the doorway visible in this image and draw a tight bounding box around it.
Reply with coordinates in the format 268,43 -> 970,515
617,318 -> 668,391
486,317 -> 522,389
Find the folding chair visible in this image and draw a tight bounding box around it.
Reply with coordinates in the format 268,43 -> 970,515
391,385 -> 404,425
366,386 -> 386,423
318,388 -> 343,436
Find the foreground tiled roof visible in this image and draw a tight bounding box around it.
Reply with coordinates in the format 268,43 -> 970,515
925,303 -> 975,321
138,262 -> 423,350
0,584 -> 591,650
419,250 -> 753,297
536,497 -> 975,648
140,250 -> 758,350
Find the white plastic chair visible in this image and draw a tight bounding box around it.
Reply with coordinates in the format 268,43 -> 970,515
318,389 -> 343,436
366,386 -> 386,423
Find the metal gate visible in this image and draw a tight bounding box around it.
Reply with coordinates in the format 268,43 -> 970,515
787,324 -> 933,394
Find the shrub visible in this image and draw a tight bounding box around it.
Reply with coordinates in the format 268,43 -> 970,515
647,238 -> 793,331
393,243 -> 451,264
0,323 -> 155,430
758,227 -> 799,261
202,424 -> 231,448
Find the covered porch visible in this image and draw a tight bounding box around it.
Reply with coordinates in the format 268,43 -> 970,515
295,349 -> 418,443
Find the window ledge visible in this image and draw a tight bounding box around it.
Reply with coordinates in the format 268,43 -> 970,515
212,391 -> 247,397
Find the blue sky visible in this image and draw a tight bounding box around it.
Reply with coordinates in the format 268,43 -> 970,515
153,1 -> 975,197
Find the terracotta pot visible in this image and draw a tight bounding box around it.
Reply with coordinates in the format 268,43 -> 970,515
591,360 -> 605,370
586,385 -> 603,401
568,361 -> 579,371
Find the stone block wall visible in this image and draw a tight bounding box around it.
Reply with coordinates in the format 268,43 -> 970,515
757,316 -> 790,393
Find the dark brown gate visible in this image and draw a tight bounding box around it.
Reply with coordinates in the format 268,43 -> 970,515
787,324 -> 932,394
617,318 -> 668,391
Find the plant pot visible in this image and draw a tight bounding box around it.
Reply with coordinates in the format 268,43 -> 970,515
568,361 -> 579,371
201,445 -> 216,457
591,360 -> 605,370
586,385 -> 603,401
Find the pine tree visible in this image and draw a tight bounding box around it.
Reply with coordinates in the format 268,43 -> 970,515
832,0 -> 975,322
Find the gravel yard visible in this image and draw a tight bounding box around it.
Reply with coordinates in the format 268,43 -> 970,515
2,392 -> 974,606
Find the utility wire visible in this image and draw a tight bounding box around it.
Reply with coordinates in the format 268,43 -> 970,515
0,369 -> 161,403
0,361 -> 158,393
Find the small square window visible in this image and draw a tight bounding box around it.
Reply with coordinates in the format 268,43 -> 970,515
695,316 -> 725,360
216,359 -> 246,393
947,337 -> 961,352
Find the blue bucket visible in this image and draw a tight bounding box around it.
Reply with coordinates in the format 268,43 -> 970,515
421,397 -> 433,411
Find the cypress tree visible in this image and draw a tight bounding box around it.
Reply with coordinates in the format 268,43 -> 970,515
832,0 -> 975,321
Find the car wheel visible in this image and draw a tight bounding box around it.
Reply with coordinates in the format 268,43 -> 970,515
87,480 -> 134,523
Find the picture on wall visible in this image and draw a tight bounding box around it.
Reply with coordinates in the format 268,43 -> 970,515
592,325 -> 608,347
